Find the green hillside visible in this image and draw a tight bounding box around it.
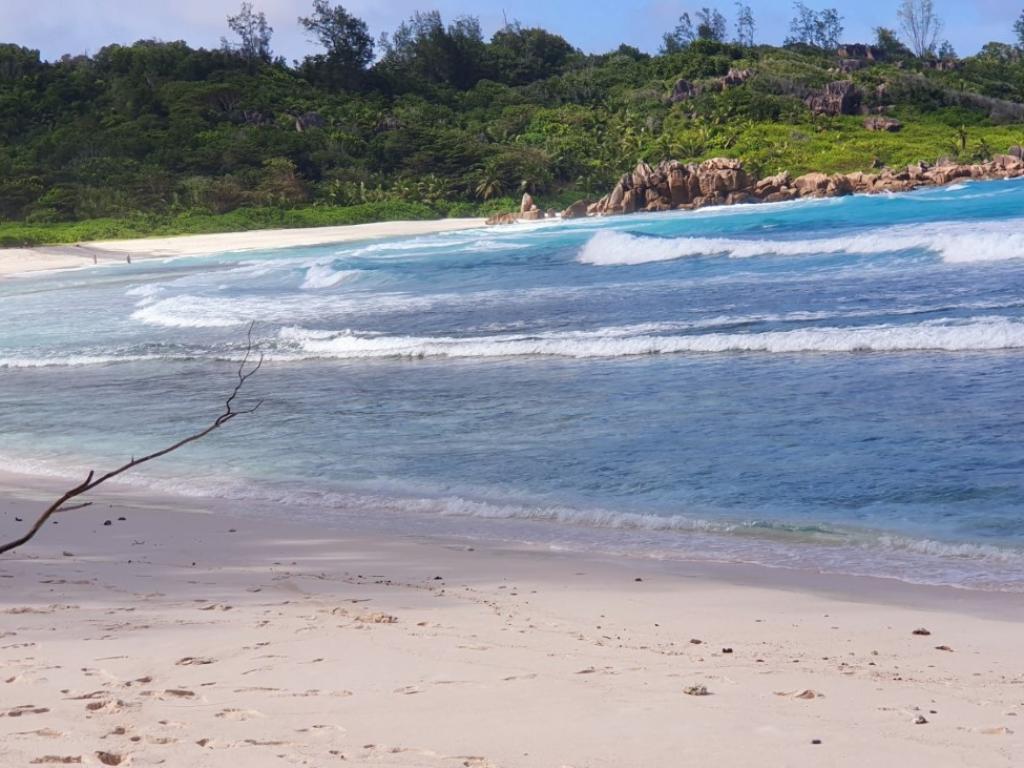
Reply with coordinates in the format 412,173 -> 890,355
3,3 -> 1024,245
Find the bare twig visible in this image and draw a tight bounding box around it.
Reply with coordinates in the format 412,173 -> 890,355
56,502 -> 94,513
0,323 -> 264,556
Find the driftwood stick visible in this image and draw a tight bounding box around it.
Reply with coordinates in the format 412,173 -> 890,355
0,323 -> 263,556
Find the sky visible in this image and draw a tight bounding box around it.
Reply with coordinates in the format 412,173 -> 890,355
2,0 -> 1020,62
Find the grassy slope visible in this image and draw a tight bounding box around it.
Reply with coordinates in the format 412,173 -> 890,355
717,119 -> 1023,177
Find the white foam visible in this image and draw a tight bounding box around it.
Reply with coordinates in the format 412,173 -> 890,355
0,354 -> 162,368
342,233 -> 527,259
300,266 -> 362,291
875,535 -> 1024,564
125,284 -> 161,299
578,221 -> 1024,266
128,282 -> 626,329
130,295 -> 249,327
277,317 -> 1024,360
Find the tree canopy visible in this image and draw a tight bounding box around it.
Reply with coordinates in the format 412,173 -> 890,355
2,1 -> 1024,245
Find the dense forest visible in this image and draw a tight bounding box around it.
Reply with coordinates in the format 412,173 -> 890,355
3,1 -> 1024,245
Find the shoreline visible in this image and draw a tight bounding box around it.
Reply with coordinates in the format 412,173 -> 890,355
4,457 -> 1024,598
2,467 -> 1022,618
0,217 -> 486,279
1,472 -> 1022,766
3,169 -> 1019,280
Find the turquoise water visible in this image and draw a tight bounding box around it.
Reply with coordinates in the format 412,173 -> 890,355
2,179 -> 1024,588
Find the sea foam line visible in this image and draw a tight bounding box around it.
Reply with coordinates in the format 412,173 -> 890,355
0,354 -> 165,369
578,221 -> 1024,266
2,448 -> 1022,590
9,315 -> 1023,370
279,317 -> 1024,360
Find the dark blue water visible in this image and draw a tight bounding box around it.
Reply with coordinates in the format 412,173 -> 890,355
2,179 -> 1024,588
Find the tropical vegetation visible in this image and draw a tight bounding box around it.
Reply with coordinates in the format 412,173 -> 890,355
3,1 -> 1024,245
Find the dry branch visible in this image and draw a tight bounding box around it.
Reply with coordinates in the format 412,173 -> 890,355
0,323 -> 264,556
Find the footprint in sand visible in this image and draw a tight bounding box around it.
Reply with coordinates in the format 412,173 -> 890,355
303,724 -> 347,735
4,605 -> 79,615
28,757 -> 82,765
11,728 -> 63,741
175,656 -> 216,666
774,689 -> 825,700
239,738 -> 291,747
977,726 -> 1014,736
2,705 -> 51,717
84,699 -> 139,714
216,708 -> 265,721
139,689 -> 196,702
329,608 -> 399,624
65,691 -> 108,701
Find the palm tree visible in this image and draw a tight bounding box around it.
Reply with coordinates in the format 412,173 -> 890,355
475,176 -> 504,200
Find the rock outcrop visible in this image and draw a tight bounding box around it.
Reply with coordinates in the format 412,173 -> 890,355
485,193 -> 559,225
806,80 -> 861,116
721,68 -> 753,87
293,112 -> 325,132
486,208 -> 558,224
670,69 -> 753,104
488,150 -> 1024,226
836,44 -> 886,62
864,116 -> 902,132
561,200 -> 589,219
670,79 -> 698,103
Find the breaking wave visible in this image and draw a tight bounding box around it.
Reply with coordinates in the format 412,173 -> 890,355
300,265 -> 363,291
278,317 -> 1024,360
578,222 -> 1024,266
130,295 -> 254,328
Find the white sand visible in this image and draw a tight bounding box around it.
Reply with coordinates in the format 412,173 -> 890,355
0,218 -> 487,278
0,247 -> 99,277
1,473 -> 1021,767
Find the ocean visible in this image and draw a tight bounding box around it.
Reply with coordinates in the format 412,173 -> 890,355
2,179 -> 1024,590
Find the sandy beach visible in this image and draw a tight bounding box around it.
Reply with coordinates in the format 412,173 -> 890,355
0,218 -> 487,278
1,472 -> 1021,768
